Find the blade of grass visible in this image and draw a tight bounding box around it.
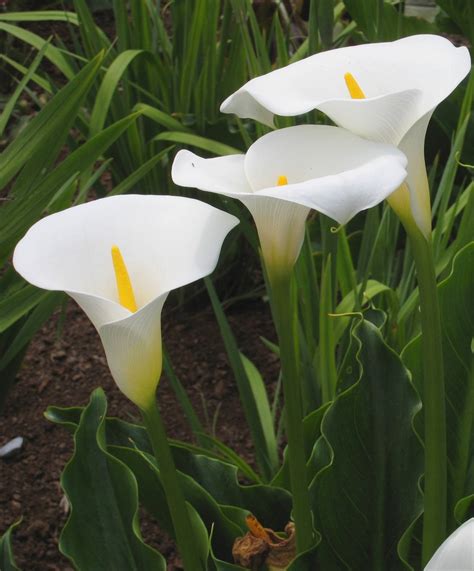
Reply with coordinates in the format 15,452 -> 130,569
0,52 -> 103,190
0,22 -> 75,78
205,276 -> 278,481
0,42 -> 48,138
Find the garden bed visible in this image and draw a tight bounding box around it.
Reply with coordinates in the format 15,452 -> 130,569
0,297 -> 278,570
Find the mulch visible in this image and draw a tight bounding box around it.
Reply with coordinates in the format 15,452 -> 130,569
0,296 -> 279,570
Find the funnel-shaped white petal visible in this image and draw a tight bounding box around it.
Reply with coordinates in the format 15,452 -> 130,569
222,35 -> 470,141
14,195 -> 239,408
424,519 -> 474,570
221,35 -> 471,237
172,125 -> 407,274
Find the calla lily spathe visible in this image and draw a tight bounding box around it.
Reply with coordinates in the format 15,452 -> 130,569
172,124 -> 407,277
424,519 -> 474,570
221,35 -> 471,237
13,195 -> 238,409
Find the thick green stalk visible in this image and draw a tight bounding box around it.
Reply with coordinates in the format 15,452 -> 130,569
141,400 -> 204,571
271,272 -> 314,554
408,230 -> 447,566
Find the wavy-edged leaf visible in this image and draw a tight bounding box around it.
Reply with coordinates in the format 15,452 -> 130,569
309,318 -> 423,570
47,405 -> 292,537
403,242 -> 474,533
48,403 -> 291,563
333,279 -> 392,344
59,388 -> 165,570
111,444 -> 242,561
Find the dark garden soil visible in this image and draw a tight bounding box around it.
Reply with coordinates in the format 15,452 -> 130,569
0,296 -> 279,570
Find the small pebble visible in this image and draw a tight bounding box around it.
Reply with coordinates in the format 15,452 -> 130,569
0,436 -> 24,459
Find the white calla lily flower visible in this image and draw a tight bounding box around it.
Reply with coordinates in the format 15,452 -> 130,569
424,519 -> 474,570
172,125 -> 407,278
13,195 -> 238,409
221,35 -> 471,237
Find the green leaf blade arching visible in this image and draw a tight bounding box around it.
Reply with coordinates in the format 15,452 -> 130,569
47,403 -> 292,563
59,388 -> 165,570
310,318 -> 423,570
403,242 -> 474,531
0,520 -> 21,571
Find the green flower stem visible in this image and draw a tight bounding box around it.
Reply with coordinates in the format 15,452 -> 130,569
408,230 -> 447,566
141,400 -> 204,571
271,271 -> 314,554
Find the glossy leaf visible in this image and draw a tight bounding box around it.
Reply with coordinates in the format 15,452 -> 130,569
59,388 -> 165,570
403,242 -> 474,532
47,403 -> 293,560
309,318 -> 423,569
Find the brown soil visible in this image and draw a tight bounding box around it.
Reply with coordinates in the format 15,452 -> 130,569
0,297 -> 279,570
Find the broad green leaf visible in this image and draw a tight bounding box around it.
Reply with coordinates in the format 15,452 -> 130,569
48,403 -> 292,560
333,279 -> 392,344
310,318 -> 423,570
0,520 -> 21,571
196,433 -> 262,484
403,242 -> 474,532
344,0 -> 434,42
111,445 -> 241,562
59,388 -> 165,570
272,402 -> 330,490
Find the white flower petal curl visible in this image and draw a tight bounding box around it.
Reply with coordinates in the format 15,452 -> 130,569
14,195 -> 239,321
221,35 -> 471,143
221,35 -> 470,238
172,151 -> 252,198
172,125 -> 407,273
13,195 -> 239,407
244,125 -> 407,223
424,519 -> 474,570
